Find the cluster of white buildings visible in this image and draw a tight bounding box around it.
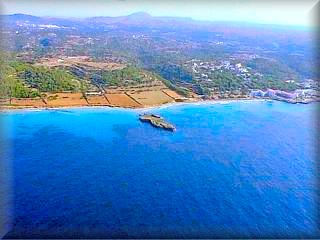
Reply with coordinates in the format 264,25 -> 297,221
250,89 -> 318,100
16,22 -> 70,30
185,59 -> 254,81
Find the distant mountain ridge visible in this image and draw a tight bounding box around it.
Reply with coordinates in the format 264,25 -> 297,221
4,13 -> 42,21
1,12 -> 314,43
2,12 -> 312,31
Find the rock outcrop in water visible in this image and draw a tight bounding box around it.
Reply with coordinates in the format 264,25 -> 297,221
139,114 -> 176,131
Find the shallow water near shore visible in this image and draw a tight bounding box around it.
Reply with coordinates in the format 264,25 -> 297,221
2,101 -> 319,238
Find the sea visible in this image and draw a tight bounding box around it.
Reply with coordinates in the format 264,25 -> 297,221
1,100 -> 319,238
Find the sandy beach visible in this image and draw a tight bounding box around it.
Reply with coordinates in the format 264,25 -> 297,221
0,97 -> 266,113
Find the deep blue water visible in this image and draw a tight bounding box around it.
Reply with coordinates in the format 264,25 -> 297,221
2,100 -> 319,238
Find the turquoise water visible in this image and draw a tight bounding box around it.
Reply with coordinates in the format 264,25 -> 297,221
2,100 -> 319,238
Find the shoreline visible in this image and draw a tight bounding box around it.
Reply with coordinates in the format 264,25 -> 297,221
0,98 -> 276,113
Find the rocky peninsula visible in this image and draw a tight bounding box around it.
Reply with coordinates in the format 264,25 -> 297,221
139,114 -> 176,131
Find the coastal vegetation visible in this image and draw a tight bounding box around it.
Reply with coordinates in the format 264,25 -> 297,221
247,76 -> 298,91
0,73 -> 40,98
245,58 -> 299,83
161,78 -> 191,97
12,62 -> 82,92
0,61 -> 41,98
1,60 -> 82,98
98,66 -> 147,87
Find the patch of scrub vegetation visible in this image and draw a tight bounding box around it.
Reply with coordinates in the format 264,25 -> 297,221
161,78 -> 190,97
0,61 -> 40,98
245,58 -> 299,82
97,66 -> 148,87
11,61 -> 82,92
0,74 -> 40,98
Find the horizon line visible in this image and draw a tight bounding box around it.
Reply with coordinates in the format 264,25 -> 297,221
2,11 -> 316,28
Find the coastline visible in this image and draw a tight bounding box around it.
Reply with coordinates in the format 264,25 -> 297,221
0,98 -> 273,113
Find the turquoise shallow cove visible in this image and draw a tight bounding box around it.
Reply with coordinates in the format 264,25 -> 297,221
2,101 -> 319,238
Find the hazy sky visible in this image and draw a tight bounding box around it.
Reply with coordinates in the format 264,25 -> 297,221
0,0 -> 318,26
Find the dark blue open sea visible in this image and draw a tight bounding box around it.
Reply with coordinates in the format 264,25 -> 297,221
2,100 -> 319,238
